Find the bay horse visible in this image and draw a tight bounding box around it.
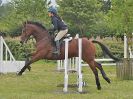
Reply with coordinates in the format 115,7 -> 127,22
18,21 -> 119,90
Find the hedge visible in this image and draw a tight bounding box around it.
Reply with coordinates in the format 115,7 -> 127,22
5,39 -> 35,60
4,38 -> 123,60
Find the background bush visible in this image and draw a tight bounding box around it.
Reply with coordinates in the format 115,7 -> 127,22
4,37 -> 123,60
95,38 -> 123,58
5,38 -> 35,60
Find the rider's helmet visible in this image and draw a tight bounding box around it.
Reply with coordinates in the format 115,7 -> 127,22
48,6 -> 57,14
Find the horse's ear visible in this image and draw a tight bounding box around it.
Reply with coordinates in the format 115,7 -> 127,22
22,22 -> 25,28
22,21 -> 27,29
24,22 -> 26,25
24,21 -> 28,25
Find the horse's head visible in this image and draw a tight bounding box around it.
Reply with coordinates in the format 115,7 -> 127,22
20,21 -> 50,44
20,22 -> 33,44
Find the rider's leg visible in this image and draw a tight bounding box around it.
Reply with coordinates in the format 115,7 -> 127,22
53,40 -> 60,54
55,29 -> 68,41
53,29 -> 68,54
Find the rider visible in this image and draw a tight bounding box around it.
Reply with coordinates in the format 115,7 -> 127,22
48,7 -> 68,55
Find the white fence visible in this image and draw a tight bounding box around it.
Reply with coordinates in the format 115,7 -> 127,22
57,58 -> 116,72
124,33 -> 133,58
82,58 -> 116,66
0,36 -> 25,73
57,33 -> 133,72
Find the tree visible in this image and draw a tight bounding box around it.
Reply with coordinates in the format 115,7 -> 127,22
0,2 -> 14,32
107,0 -> 133,79
0,0 -> 2,5
108,0 -> 133,35
101,0 -> 111,13
0,0 -> 50,36
58,0 -> 103,37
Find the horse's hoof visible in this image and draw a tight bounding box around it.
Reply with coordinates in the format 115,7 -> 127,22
107,80 -> 111,84
105,77 -> 111,83
27,66 -> 31,71
16,72 -> 22,76
97,86 -> 101,90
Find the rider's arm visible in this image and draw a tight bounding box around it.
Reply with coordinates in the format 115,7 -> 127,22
52,17 -> 58,31
49,17 -> 58,33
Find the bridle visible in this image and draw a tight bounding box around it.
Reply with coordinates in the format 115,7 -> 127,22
21,22 -> 31,44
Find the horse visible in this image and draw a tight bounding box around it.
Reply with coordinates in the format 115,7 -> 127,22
18,21 -> 119,90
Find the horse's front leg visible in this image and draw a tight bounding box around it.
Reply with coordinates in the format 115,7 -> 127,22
25,57 -> 31,71
17,52 -> 43,76
17,59 -> 31,76
25,52 -> 36,71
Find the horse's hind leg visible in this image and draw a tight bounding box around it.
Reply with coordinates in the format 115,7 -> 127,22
88,60 -> 101,90
95,61 -> 111,83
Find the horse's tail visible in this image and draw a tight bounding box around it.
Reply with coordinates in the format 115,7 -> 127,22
92,40 -> 120,62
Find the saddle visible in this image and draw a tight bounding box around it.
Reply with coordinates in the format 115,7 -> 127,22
53,33 -> 71,39
50,33 -> 72,55
62,34 -> 71,40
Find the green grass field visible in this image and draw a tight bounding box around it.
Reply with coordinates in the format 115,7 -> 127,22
0,61 -> 133,99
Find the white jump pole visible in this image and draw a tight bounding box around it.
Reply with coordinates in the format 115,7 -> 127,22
0,36 -> 3,61
57,60 -> 62,70
129,47 -> 133,58
124,34 -> 127,58
57,34 -> 79,71
132,33 -> 133,49
0,36 -> 3,72
129,33 -> 133,58
63,39 -> 69,92
75,34 -> 79,73
78,38 -> 83,92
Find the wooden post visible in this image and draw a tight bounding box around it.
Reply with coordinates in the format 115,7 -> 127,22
117,33 -> 133,80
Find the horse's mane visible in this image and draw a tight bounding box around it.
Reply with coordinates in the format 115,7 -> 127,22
24,21 -> 47,30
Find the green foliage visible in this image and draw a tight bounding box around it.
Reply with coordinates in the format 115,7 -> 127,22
0,0 -> 132,41
106,0 -> 133,36
7,26 -> 22,37
0,0 -> 133,38
5,37 -> 123,60
5,39 -> 35,60
105,0 -> 133,58
95,38 -> 123,58
0,0 -> 49,36
58,0 -> 102,36
101,0 -> 111,13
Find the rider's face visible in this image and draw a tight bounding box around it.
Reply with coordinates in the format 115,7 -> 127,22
48,12 -> 53,17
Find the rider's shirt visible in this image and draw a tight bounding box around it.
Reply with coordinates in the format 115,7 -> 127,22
51,16 -> 68,32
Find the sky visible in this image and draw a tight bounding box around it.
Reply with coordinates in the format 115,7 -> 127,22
47,0 -> 57,7
2,0 -> 11,4
2,0 -> 56,5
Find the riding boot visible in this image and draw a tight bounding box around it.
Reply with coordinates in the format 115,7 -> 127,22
53,40 -> 60,55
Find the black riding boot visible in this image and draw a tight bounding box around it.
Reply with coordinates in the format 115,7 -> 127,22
53,40 -> 60,55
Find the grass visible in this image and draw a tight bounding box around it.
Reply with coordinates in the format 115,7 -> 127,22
0,61 -> 133,99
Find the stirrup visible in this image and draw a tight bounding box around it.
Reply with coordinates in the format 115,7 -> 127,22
52,48 -> 60,55
53,51 -> 60,55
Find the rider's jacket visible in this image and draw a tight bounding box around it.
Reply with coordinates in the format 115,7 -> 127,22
51,16 -> 68,32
